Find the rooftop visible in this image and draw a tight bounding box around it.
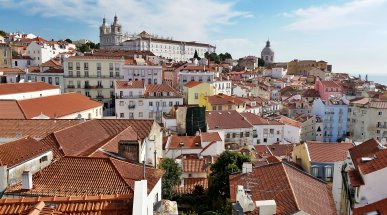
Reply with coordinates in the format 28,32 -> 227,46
115,80 -> 145,89
0,82 -> 59,96
306,141 -> 354,162
206,110 -> 253,130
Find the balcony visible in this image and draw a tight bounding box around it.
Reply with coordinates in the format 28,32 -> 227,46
96,95 -> 104,99
128,105 -> 136,109
96,85 -> 104,89
67,85 -> 75,88
65,75 -> 124,79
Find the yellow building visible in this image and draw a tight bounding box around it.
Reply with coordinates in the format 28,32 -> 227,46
287,59 -> 327,75
183,81 -> 214,105
0,43 -> 12,68
199,93 -> 245,112
64,56 -> 124,115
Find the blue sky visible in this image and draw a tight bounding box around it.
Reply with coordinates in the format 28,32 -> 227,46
1,0 -> 387,82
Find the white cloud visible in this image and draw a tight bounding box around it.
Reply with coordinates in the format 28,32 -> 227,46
284,0 -> 387,31
2,0 -> 251,41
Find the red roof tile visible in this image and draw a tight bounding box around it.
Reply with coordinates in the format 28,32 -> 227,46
0,82 -> 59,96
348,169 -> 364,187
41,59 -> 61,67
201,132 -> 222,142
278,116 -> 302,128
0,100 -> 26,119
229,162 -> 337,215
207,94 -> 245,105
17,93 -> 102,119
184,81 -> 202,88
0,68 -> 25,74
353,198 -> 387,215
175,178 -> 208,194
206,110 -> 253,130
115,80 -> 144,89
307,142 -> 353,162
183,159 -> 206,173
349,138 -> 381,169
0,137 -> 51,167
240,112 -> 283,125
358,149 -> 387,175
320,80 -> 341,88
145,84 -> 181,97
168,135 -> 201,149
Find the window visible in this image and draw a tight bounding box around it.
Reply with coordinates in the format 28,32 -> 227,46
263,138 -> 267,143
109,63 -> 113,71
39,155 -> 48,163
48,77 -> 52,84
232,133 -> 236,138
245,132 -> 250,137
120,113 -> 124,118
84,62 -> 88,70
379,111 -> 382,116
194,93 -> 199,99
76,62 -> 80,70
240,132 -> 243,137
139,100 -> 143,106
129,113 -> 134,119
41,77 -> 45,82
325,166 -> 333,181
226,133 -> 230,138
169,101 -> 173,107
311,166 -> 319,178
55,77 -> 59,85
149,112 -> 153,118
119,101 -> 124,106
68,62 -> 73,70
139,112 -> 143,117
149,101 -> 153,106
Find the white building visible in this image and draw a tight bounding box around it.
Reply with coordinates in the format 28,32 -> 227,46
212,79 -> 232,96
115,81 -> 183,122
26,41 -> 71,66
122,58 -> 162,85
277,116 -> 301,144
12,56 -> 32,69
240,112 -> 284,145
0,82 -> 60,100
179,65 -> 219,89
99,16 -> 216,61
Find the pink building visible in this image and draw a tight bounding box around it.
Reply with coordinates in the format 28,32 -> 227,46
315,79 -> 342,100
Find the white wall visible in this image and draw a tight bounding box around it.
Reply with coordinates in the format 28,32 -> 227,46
357,168 -> 387,207
0,88 -> 60,100
283,124 -> 301,144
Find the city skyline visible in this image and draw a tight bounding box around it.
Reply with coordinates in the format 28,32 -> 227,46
1,0 -> 387,83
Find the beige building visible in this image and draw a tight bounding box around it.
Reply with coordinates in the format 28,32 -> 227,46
64,56 -> 125,115
0,43 -> 12,68
347,98 -> 387,142
287,59 -> 328,75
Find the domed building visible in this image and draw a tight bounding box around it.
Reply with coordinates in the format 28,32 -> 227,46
261,40 -> 274,65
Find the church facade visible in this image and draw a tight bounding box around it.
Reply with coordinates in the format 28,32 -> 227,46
99,16 -> 216,61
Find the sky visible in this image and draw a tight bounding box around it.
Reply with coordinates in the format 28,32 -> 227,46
1,0 -> 387,83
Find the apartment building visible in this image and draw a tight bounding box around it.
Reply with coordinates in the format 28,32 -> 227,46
64,56 -> 125,115
122,58 -> 162,85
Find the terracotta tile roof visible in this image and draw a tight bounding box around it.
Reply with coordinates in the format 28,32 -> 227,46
0,82 -> 59,96
207,94 -> 245,105
229,162 -> 337,215
168,135 -> 201,149
348,169 -> 364,187
182,65 -> 217,72
115,80 -> 144,89
353,197 -> 387,215
306,142 -> 353,162
41,59 -> 61,67
27,66 -> 40,73
68,55 -> 123,60
240,112 -> 283,126
17,93 -> 102,119
175,178 -> 208,194
183,159 -> 206,173
5,156 -> 162,197
92,49 -> 155,58
0,68 -> 25,74
369,100 -> 387,109
0,195 -> 132,215
278,116 -> 302,128
201,132 -> 222,142
358,149 -> 387,175
267,143 -> 295,157
320,80 -> 341,88
349,138 -> 381,169
206,110 -> 253,130
42,68 -> 63,74
0,119 -> 82,140
0,100 -> 26,119
0,137 -> 51,167
145,84 -> 181,97
184,81 -> 202,88
96,119 -> 154,140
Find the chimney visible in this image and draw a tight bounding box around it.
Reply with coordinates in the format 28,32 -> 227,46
0,165 -> 7,193
255,200 -> 276,215
236,185 -> 255,212
22,170 -> 32,190
133,180 -> 148,215
242,162 -> 253,174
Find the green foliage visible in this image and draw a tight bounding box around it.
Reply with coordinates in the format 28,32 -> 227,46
193,50 -> 200,60
209,151 -> 250,199
258,58 -> 265,67
0,30 -> 6,37
64,38 -> 72,43
159,158 -> 182,199
204,52 -> 232,64
77,42 -> 99,53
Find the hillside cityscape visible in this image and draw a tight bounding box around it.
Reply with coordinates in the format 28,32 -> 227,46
0,1 -> 387,215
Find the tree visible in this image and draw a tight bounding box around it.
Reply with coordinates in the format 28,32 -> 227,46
193,50 -> 200,60
65,38 -> 72,44
223,52 -> 232,60
159,158 -> 182,199
0,30 -> 6,37
78,44 -> 91,53
209,151 -> 250,200
258,58 -> 265,67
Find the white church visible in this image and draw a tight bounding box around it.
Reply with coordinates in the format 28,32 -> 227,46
99,15 -> 216,61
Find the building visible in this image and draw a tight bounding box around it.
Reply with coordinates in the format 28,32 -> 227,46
212,78 -> 232,95
260,40 -> 274,65
340,139 -> 387,215
347,98 -> 387,142
99,16 -> 216,61
64,55 -> 125,115
175,158 -> 208,195
0,93 -> 103,119
199,94 -> 246,112
287,59 -> 328,75
240,112 -> 284,145
315,79 -> 343,101
206,110 -> 254,148
0,43 -> 12,68
2,156 -> 163,215
122,58 -> 162,85
312,98 -> 348,142
115,81 -> 183,122
277,116 -> 302,144
11,56 -> 32,69
0,67 -> 25,83
183,81 -> 214,105
0,82 -> 60,100
25,41 -> 71,66
229,162 -> 337,214
27,67 -> 65,92
0,137 -> 53,193
238,56 -> 258,70
178,65 -> 218,88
